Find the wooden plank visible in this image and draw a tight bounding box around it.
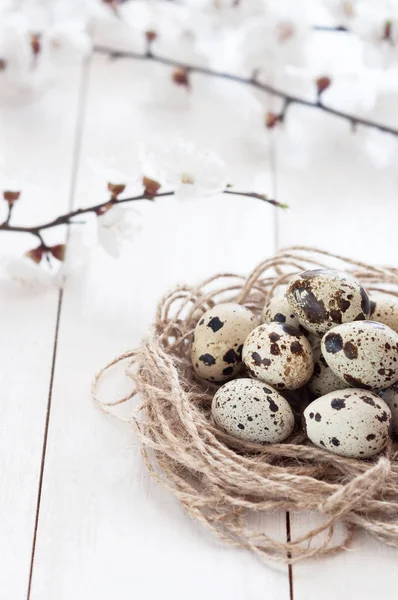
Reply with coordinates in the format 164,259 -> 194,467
28,54 -> 290,599
275,107 -> 398,599
0,67 -> 85,599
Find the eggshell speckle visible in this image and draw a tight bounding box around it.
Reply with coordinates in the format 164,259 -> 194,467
370,292 -> 398,334
303,389 -> 391,458
242,322 -> 314,390
379,382 -> 398,433
321,321 -> 398,390
308,340 -> 347,397
212,378 -> 295,443
191,303 -> 257,382
286,269 -> 371,336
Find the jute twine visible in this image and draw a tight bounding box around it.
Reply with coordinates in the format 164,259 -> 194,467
92,246 -> 398,563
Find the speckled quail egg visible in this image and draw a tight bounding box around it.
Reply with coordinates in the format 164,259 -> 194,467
286,269 -> 371,336
379,382 -> 398,433
191,303 -> 257,382
242,322 -> 314,390
308,340 -> 347,397
212,378 -> 295,443
261,293 -> 303,329
321,321 -> 398,390
303,389 -> 391,458
370,292 -> 398,334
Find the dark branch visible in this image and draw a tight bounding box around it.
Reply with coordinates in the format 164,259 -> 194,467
93,44 -> 398,137
313,25 -> 349,32
0,189 -> 282,243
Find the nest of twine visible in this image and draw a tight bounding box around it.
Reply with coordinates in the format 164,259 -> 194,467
92,246 -> 398,563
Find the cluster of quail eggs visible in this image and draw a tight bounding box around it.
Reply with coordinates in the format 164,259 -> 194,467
191,269 -> 398,459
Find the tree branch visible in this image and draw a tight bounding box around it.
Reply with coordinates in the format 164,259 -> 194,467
313,25 -> 349,32
0,189 -> 283,243
93,44 -> 398,137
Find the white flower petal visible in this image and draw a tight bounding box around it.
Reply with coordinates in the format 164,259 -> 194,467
2,256 -> 54,289
97,205 -> 142,258
45,21 -> 92,63
142,138 -> 227,200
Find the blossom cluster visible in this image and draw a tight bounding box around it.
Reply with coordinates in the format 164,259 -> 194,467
1,0 -> 398,285
0,138 -> 251,286
0,1 -> 397,92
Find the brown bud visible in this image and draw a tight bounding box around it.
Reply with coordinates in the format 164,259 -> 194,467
0,59 -> 6,71
3,191 -> 21,204
143,176 -> 161,198
145,30 -> 157,43
107,182 -> 126,199
49,244 -> 66,262
25,246 -> 44,264
383,20 -> 392,41
316,76 -> 331,95
265,112 -> 280,129
172,68 -> 189,88
31,34 -> 41,56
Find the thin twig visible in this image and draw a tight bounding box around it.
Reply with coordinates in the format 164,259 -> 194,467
313,25 -> 349,32
3,202 -> 14,225
0,189 -> 283,244
93,44 -> 398,137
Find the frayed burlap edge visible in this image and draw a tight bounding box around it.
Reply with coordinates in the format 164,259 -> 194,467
92,246 -> 398,563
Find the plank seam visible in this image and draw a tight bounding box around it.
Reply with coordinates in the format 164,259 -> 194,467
286,512 -> 294,600
26,54 -> 92,600
26,291 -> 64,599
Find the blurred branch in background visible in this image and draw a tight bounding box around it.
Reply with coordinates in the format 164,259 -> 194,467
94,42 -> 398,137
0,0 -> 398,279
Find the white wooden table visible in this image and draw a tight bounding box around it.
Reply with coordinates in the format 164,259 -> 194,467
1,52 -> 398,600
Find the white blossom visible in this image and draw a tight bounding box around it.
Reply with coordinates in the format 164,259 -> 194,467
43,20 -> 91,65
234,0 -> 311,76
53,229 -> 90,283
97,204 -> 142,258
0,13 -> 33,77
324,0 -> 357,27
0,0 -> 97,97
2,255 -> 54,289
142,139 -> 227,200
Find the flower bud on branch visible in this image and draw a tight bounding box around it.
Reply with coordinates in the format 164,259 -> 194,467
93,45 -> 398,139
25,246 -> 45,264
143,176 -> 161,198
3,191 -> 21,205
107,183 -> 126,200
172,68 -> 190,89
31,34 -> 41,57
316,76 -> 332,100
265,112 -> 281,129
145,31 -> 157,43
145,30 -> 158,56
49,244 -> 66,262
